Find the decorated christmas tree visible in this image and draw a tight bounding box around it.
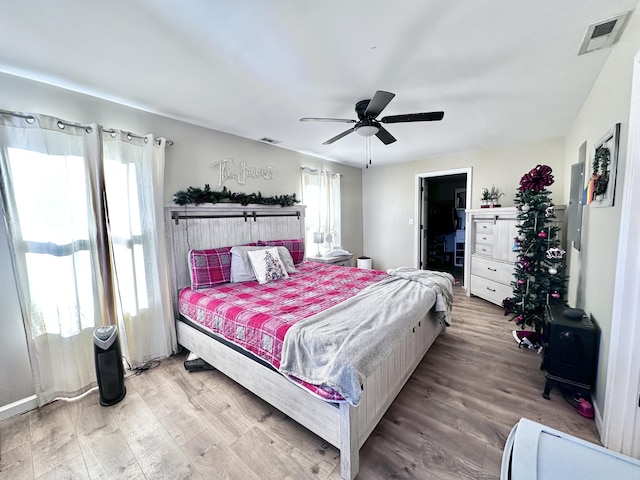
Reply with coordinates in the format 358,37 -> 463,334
503,165 -> 567,332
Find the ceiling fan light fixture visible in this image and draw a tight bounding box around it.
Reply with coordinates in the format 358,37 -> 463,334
355,124 -> 379,137
302,90 -> 443,145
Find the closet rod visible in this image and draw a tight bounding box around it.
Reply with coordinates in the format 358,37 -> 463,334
171,210 -> 301,225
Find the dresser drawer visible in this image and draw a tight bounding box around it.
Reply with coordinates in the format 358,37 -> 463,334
470,274 -> 513,306
475,233 -> 494,245
471,255 -> 515,284
474,243 -> 493,257
475,221 -> 494,235
333,257 -> 353,267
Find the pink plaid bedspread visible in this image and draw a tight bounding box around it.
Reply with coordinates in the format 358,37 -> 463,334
179,262 -> 388,401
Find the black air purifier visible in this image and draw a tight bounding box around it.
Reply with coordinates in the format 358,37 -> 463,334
93,325 -> 126,406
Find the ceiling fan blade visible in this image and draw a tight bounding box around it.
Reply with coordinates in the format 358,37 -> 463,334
364,90 -> 395,118
300,117 -> 356,123
375,126 -> 397,145
322,127 -> 356,145
380,111 -> 444,124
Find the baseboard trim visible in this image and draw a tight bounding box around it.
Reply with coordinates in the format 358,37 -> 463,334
0,395 -> 37,421
594,397 -> 604,445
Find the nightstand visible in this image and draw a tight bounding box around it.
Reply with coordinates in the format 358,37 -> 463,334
306,254 -> 353,267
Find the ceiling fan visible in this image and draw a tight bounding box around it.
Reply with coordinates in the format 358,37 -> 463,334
300,90 -> 444,146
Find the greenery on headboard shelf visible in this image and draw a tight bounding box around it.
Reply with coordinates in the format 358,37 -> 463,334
173,184 -> 299,207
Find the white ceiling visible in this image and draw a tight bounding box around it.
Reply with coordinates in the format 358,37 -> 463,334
0,0 -> 638,168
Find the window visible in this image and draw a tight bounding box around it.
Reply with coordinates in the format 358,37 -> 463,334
300,167 -> 341,255
7,147 -> 96,337
0,112 -> 174,405
104,148 -> 148,315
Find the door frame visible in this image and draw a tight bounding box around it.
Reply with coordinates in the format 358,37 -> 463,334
601,50 -> 640,456
413,167 -> 472,281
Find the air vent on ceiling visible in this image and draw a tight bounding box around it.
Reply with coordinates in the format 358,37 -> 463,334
579,11 -> 631,55
258,137 -> 281,144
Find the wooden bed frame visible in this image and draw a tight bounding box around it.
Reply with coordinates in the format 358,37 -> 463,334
164,203 -> 444,479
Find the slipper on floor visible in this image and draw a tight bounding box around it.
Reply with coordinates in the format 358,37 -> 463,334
577,398 -> 595,418
512,330 -> 543,352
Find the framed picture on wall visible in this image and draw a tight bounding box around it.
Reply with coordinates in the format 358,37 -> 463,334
588,123 -> 620,208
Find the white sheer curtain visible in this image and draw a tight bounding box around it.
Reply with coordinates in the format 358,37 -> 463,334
300,167 -> 341,255
0,113 -> 115,405
102,131 -> 175,368
0,111 -> 176,406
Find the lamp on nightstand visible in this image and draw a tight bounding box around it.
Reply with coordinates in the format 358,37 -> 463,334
313,232 -> 324,256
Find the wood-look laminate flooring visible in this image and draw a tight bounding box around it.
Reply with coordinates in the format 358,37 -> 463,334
0,287 -> 600,479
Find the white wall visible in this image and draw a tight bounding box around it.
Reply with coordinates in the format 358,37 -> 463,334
362,137 -> 566,271
0,217 -> 35,406
0,73 -> 364,410
563,7 -> 640,414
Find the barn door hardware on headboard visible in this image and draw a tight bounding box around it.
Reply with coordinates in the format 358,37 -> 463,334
171,210 -> 301,225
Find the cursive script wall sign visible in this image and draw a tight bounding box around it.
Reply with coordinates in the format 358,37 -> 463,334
210,158 -> 276,186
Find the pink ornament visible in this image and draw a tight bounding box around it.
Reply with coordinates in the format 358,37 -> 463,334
551,291 -> 561,299
538,231 -> 548,238
518,279 -> 525,285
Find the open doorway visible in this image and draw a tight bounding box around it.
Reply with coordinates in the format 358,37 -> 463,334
414,168 -> 472,285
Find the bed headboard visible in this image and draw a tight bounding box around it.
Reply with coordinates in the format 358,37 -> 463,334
164,203 -> 306,315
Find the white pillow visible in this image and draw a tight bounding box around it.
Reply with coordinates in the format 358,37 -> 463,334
274,246 -> 297,274
230,245 -> 296,282
230,246 -> 264,282
246,247 -> 290,284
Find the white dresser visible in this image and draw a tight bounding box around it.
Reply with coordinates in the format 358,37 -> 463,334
465,206 -> 565,306
465,207 -> 518,306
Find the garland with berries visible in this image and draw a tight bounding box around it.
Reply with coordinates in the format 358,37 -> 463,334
173,184 -> 299,207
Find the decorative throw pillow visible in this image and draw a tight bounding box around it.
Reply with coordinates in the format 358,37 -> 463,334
258,238 -> 305,264
246,247 -> 290,284
230,246 -> 297,283
189,246 -> 233,289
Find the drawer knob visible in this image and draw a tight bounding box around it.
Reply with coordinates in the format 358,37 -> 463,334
487,267 -> 497,272
486,287 -> 496,292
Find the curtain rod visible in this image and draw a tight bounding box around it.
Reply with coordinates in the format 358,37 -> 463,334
102,128 -> 174,146
300,166 -> 342,177
0,109 -> 174,146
